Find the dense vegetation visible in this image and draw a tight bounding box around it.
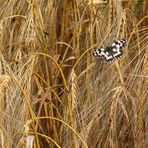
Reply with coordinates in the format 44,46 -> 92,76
0,0 -> 147,147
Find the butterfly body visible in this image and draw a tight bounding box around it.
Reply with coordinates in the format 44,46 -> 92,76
93,39 -> 126,63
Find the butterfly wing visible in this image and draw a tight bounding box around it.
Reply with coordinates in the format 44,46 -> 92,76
111,39 -> 126,49
93,46 -> 115,62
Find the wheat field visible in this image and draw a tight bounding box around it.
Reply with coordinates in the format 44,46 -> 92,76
0,0 -> 147,148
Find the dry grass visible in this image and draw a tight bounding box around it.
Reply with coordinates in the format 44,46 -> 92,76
0,0 -> 147,147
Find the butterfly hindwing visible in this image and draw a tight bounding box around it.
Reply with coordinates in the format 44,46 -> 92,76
93,39 -> 126,63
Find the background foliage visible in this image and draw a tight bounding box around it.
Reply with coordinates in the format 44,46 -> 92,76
0,0 -> 147,147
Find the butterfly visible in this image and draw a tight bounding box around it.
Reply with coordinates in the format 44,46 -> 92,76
93,39 -> 126,63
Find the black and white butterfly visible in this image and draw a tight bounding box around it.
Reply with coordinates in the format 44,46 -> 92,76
93,39 -> 126,63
